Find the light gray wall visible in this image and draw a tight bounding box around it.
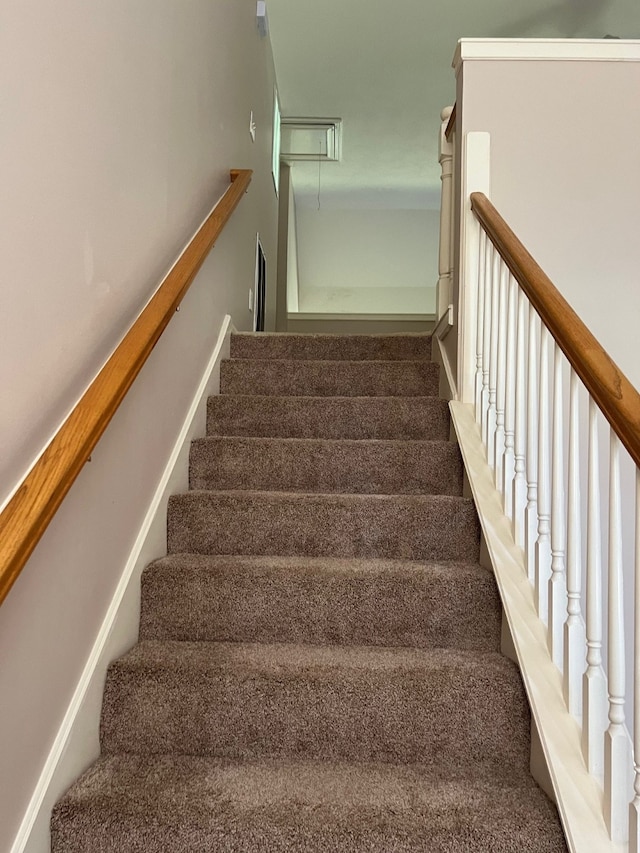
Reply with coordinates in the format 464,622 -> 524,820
460,57 -> 640,388
295,208 -> 439,314
0,2 -> 278,849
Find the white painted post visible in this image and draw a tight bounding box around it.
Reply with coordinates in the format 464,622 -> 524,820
525,307 -> 539,584
630,468 -> 640,853
604,431 -> 630,843
485,248 -> 499,469
564,368 -> 585,717
458,132 -> 490,404
512,290 -> 528,548
474,229 -> 486,424
437,107 -> 454,321
582,397 -> 607,777
481,243 -> 493,448
535,325 -> 552,624
502,273 -> 517,518
493,262 -> 508,491
548,343 -> 567,669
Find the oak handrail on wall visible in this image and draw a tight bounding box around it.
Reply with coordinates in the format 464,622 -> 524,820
470,191 -> 640,470
0,168 -> 253,607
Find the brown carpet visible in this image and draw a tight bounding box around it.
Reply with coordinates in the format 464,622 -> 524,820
51,332 -> 568,851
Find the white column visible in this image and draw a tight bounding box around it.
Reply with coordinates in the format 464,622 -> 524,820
481,243 -> 493,447
535,325 -> 552,624
502,273 -> 517,517
485,248 -> 500,468
548,343 -> 567,668
458,132 -> 490,404
604,431 -> 630,843
524,307 -> 539,584
437,107 -> 454,320
563,369 -> 585,718
582,398 -> 607,776
493,262 -> 508,491
512,290 -> 528,548
474,229 -> 486,424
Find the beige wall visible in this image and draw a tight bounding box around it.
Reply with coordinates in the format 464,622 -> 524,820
294,208 -> 438,314
0,2 -> 278,849
459,56 -> 640,388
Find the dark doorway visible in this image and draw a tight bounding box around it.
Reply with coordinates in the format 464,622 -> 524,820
254,237 -> 266,332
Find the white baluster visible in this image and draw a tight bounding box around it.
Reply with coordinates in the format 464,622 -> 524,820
480,241 -> 492,442
494,262 -> 508,490
564,369 -> 585,717
502,273 -> 517,517
535,325 -> 552,624
524,308 -> 539,584
604,431 -> 630,843
548,343 -> 567,668
475,229 -> 486,424
582,398 -> 607,776
512,290 -> 528,548
485,249 -> 500,467
630,468 -> 640,853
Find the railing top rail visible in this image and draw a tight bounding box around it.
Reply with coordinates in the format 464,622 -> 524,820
0,168 -> 253,607
471,190 -> 640,469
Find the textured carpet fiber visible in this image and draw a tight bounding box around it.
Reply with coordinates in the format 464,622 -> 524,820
52,332 -> 567,851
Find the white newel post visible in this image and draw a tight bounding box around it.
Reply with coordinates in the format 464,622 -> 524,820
437,107 -> 454,321
457,131 -> 490,404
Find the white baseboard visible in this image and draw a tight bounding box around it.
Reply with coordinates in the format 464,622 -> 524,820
450,400 -> 621,853
12,315 -> 233,853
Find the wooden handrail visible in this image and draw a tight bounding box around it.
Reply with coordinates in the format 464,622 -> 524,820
0,168 -> 252,606
471,191 -> 640,469
445,103 -> 457,141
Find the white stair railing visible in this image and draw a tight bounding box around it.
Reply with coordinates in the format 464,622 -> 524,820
455,140 -> 640,847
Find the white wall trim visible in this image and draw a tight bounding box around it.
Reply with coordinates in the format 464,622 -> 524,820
450,400 -> 624,853
432,306 -> 457,401
11,315 -> 234,853
453,38 -> 640,74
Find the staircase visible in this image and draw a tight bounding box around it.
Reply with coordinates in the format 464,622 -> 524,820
51,332 -> 567,852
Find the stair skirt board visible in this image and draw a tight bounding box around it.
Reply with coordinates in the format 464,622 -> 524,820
10,316 -> 234,853
49,331 -> 567,852
451,401 -> 616,853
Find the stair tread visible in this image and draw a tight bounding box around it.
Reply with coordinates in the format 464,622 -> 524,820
207,394 -> 450,440
230,331 -> 432,361
189,436 -> 463,495
220,359 -> 440,397
53,755 -> 566,852
112,637 -> 515,673
140,554 -> 500,650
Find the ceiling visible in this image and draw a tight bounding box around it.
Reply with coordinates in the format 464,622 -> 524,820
266,0 -> 640,210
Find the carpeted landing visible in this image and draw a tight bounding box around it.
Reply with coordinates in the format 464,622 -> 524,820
51,332 -> 567,852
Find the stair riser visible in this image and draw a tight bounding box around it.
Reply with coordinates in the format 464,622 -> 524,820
189,438 -> 463,495
101,658 -> 529,770
220,360 -> 440,397
230,333 -> 432,361
207,395 -> 451,440
139,561 -> 501,650
167,493 -> 480,562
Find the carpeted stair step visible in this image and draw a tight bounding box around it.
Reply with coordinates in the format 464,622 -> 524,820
52,754 -> 568,853
189,437 -> 463,495
230,331 -> 432,361
220,358 -> 440,397
167,491 -> 479,561
207,394 -> 451,440
139,555 -> 501,650
100,641 -> 530,771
